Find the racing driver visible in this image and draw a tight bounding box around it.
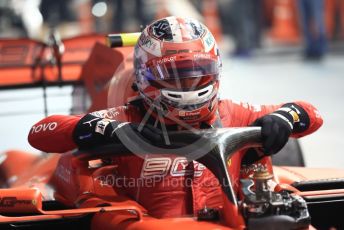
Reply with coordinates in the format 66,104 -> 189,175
28,16 -> 323,218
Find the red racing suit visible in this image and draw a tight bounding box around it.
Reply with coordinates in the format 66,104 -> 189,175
28,99 -> 322,218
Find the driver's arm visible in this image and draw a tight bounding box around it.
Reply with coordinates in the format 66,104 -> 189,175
246,101 -> 323,138
225,100 -> 322,138
249,101 -> 322,156
28,114 -> 81,153
28,106 -> 162,153
27,107 -> 129,153
224,100 -> 323,156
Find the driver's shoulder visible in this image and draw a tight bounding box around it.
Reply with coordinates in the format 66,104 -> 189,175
219,99 -> 247,111
218,99 -> 257,123
219,99 -> 258,110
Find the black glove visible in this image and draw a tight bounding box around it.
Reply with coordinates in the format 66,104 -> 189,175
73,114 -> 164,149
252,110 -> 294,155
242,103 -> 311,164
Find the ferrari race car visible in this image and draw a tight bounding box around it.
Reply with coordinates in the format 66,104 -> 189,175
0,33 -> 344,230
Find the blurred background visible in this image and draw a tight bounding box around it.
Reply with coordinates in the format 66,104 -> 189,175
0,0 -> 343,168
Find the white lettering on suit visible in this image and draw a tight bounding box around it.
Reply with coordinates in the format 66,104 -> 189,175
31,122 -> 57,134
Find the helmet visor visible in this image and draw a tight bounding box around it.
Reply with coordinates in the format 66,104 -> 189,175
141,53 -> 220,90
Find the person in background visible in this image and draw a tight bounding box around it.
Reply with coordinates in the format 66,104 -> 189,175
228,0 -> 263,58
298,0 -> 327,60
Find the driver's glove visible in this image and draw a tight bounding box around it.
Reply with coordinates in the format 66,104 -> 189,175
72,114 -> 163,149
252,111 -> 293,155
251,103 -> 310,155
